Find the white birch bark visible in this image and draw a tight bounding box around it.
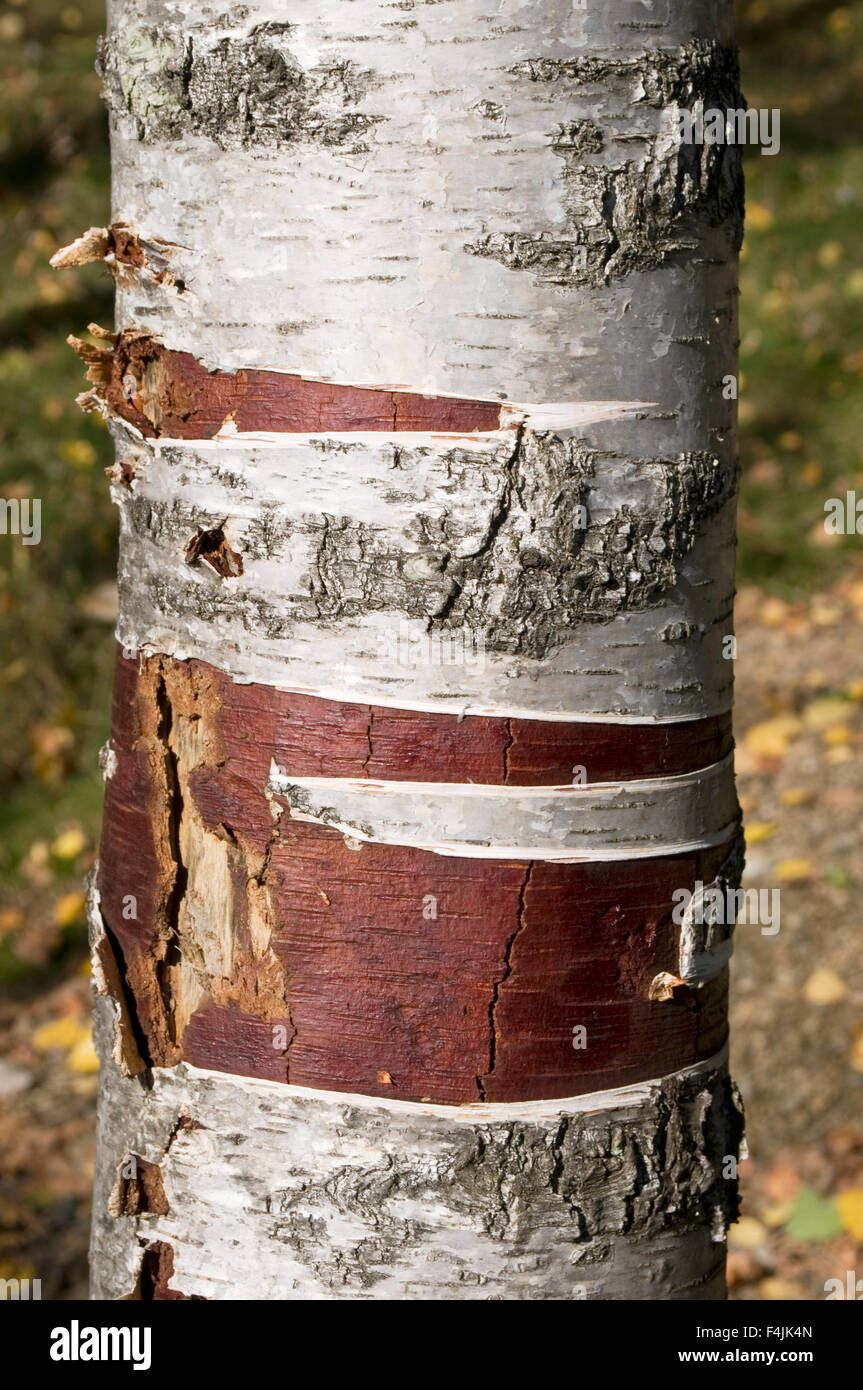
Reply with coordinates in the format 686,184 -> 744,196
85,0 -> 744,1300
90,986 -> 743,1302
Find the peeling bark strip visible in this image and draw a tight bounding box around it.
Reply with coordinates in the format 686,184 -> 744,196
110,423 -> 736,720
87,0 -> 742,1298
90,1017 -> 743,1301
96,650 -> 738,1104
50,223 -> 189,296
72,331 -> 505,438
268,760 -> 738,861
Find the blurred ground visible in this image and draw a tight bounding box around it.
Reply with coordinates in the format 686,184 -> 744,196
729,578 -> 863,1298
0,0 -> 861,1300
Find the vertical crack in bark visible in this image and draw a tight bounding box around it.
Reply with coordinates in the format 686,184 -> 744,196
600,176 -> 621,279
476,860 -> 534,1099
97,909 -> 152,1075
361,707 -> 374,774
249,804 -> 295,1083
154,674 -> 185,1050
430,423 -> 524,629
549,1114 -> 571,1197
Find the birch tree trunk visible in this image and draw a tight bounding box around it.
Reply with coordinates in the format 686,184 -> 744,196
61,0 -> 745,1299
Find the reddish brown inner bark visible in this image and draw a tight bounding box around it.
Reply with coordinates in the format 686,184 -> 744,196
98,648 -> 735,1105
148,651 -> 733,786
104,333 -> 505,438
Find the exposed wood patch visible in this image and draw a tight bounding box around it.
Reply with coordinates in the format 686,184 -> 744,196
109,1156 -> 169,1217
98,649 -> 289,1070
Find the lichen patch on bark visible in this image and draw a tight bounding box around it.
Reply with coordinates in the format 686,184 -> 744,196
510,41 -> 741,109
470,41 -> 744,288
122,430 -> 736,661
98,22 -> 382,152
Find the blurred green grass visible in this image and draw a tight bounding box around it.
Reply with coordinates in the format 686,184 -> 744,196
0,0 -> 115,983
0,0 -> 861,983
737,0 -> 863,591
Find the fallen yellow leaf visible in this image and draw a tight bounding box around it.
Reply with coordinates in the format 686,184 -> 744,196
778,431 -> 802,451
850,1027 -> 863,1074
806,673 -> 831,694
745,821 -> 776,846
743,716 -> 803,760
803,968 -> 848,1005
0,908 -> 23,935
759,1277 -> 806,1301
761,1201 -> 795,1229
760,597 -> 789,627
51,828 -> 87,860
827,746 -> 855,765
811,601 -> 844,626
52,891 -> 86,927
826,8 -> 853,37
836,1190 -> 863,1241
32,1016 -> 88,1053
780,787 -> 812,807
823,725 -> 854,746
58,439 -> 96,469
728,1217 -> 768,1251
803,696 -> 853,730
775,859 -> 814,882
747,202 -> 774,231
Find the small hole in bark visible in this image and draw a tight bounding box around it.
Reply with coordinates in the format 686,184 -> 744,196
108,224 -> 146,268
184,525 -> 244,579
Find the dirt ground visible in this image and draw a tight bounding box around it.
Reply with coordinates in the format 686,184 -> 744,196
725,573 -> 863,1298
